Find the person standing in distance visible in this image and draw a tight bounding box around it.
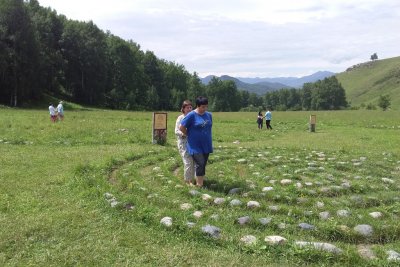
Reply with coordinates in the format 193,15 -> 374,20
175,100 -> 195,186
179,96 -> 213,188
57,101 -> 64,121
257,111 -> 263,129
49,103 -> 57,123
265,108 -> 272,130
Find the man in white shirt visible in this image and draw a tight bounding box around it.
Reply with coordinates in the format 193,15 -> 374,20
57,101 -> 64,121
49,103 -> 57,122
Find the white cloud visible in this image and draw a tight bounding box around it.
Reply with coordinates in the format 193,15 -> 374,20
38,0 -> 400,77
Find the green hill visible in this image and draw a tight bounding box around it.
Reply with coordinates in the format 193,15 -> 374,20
336,56 -> 400,109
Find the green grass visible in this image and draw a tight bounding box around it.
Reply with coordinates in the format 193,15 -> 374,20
336,56 -> 400,109
1,109 -> 400,266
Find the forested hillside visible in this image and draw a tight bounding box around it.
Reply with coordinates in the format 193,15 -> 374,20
0,0 -> 349,112
336,57 -> 400,110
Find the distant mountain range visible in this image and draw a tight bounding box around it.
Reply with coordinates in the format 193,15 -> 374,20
201,71 -> 335,95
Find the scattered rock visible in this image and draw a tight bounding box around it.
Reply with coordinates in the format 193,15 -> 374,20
357,244 -> 377,260
265,235 -> 287,245
337,209 -> 351,217
382,177 -> 394,184
214,198 -> 225,205
180,203 -> 193,210
387,250 -> 400,261
319,211 -> 330,220
262,186 -> 274,192
369,211 -> 383,219
295,241 -> 342,254
202,194 -> 213,201
229,188 -> 242,194
354,224 -> 373,237
193,211 -> 203,218
298,223 -> 315,230
230,199 -> 242,206
280,179 -> 292,185
189,189 -> 201,196
259,218 -> 272,225
186,222 -> 196,228
316,201 -> 325,208
237,159 -> 247,163
240,235 -> 257,245
201,225 -> 221,239
247,201 -> 260,208
237,216 -> 251,225
160,217 -> 173,227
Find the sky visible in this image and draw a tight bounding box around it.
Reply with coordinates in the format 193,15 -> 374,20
38,0 -> 400,78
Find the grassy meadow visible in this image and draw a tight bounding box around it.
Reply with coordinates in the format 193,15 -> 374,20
1,107 -> 400,266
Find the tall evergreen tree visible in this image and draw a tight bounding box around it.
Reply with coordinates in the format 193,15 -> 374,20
0,0 -> 40,106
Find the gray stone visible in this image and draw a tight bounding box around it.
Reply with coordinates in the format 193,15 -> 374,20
295,241 -> 342,254
354,224 -> 373,237
269,205 -> 279,211
214,198 -> 225,205
186,222 -> 196,228
298,223 -> 315,230
369,211 -> 383,219
238,216 -> 251,225
189,190 -> 201,196
202,194 -> 213,201
280,179 -> 292,185
265,235 -> 287,245
259,218 -> 272,225
230,199 -> 242,206
240,235 -> 257,245
228,188 -> 242,194
337,209 -> 351,217
180,203 -> 193,210
201,225 -> 221,239
160,217 -> 173,227
319,211 -> 330,220
382,177 -> 394,184
387,250 -> 400,261
357,244 -> 377,260
262,186 -> 274,192
247,201 -> 260,208
193,211 -> 203,218
316,201 -> 325,208
237,159 -> 247,163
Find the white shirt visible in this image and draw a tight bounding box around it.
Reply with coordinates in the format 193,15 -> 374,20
57,103 -> 63,114
49,105 -> 56,115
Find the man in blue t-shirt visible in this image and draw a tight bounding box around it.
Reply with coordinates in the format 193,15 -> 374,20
179,96 -> 213,187
265,109 -> 272,130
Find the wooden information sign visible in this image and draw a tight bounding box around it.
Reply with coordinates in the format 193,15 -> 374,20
152,112 -> 167,144
309,115 -> 316,132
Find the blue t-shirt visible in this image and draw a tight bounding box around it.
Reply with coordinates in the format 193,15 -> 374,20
180,111 -> 213,155
265,111 -> 272,120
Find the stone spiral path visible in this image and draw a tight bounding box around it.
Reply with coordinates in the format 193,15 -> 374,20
105,145 -> 400,263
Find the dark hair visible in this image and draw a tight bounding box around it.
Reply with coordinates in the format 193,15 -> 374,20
258,111 -> 262,116
180,100 -> 192,113
195,96 -> 208,107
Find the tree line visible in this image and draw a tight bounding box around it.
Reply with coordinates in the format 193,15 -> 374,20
0,0 -> 348,111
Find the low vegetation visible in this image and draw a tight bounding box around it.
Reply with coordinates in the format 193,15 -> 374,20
1,108 -> 399,266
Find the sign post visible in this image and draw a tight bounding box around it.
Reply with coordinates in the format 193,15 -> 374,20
309,115 -> 316,132
152,112 -> 167,144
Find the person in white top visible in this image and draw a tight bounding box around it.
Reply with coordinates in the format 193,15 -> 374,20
49,103 -> 57,122
57,101 -> 64,121
175,100 -> 195,186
